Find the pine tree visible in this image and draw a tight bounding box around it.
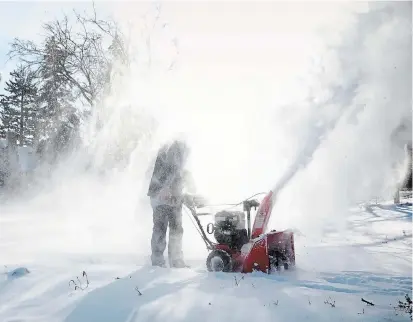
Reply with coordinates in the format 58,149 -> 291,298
36,36 -> 80,158
0,65 -> 38,146
0,96 -> 17,139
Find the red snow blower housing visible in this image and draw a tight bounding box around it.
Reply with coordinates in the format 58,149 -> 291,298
184,191 -> 296,273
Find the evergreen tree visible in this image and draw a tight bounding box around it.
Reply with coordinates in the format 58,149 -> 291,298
0,96 -> 17,139
36,36 -> 80,159
37,37 -> 75,137
0,65 -> 38,146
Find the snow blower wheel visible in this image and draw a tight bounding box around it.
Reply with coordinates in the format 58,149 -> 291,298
206,249 -> 233,272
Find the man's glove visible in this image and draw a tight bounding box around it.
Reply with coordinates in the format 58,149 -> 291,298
183,194 -> 207,208
192,195 -> 207,208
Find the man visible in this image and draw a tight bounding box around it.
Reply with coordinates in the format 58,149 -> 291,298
147,138 -> 195,268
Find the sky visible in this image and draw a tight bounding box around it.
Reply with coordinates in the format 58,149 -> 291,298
0,1 -> 365,184
0,1 -> 409,199
0,1 -> 361,94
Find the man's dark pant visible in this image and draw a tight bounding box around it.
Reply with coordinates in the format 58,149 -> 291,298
151,203 -> 184,267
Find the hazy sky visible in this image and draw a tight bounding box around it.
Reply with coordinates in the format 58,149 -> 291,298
0,1 -> 408,200
0,1 -> 382,200
0,1 -> 362,95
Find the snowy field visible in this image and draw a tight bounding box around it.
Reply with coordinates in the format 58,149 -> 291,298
0,197 -> 411,322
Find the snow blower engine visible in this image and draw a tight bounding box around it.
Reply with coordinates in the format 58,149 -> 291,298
210,207 -> 252,251
184,191 -> 296,274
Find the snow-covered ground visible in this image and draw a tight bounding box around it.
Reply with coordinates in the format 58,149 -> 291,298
0,196 -> 411,322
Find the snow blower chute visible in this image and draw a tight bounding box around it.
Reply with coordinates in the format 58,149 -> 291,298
184,191 -> 295,273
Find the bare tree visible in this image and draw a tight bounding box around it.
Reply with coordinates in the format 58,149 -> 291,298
8,7 -> 127,108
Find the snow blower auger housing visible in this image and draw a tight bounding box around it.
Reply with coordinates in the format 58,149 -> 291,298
184,191 -> 296,274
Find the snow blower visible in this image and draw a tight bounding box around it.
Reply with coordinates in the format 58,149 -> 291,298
184,191 -> 295,273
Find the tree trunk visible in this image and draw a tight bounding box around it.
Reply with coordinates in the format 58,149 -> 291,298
20,89 -> 24,146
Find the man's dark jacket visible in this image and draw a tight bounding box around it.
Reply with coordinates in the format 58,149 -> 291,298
147,141 -> 187,200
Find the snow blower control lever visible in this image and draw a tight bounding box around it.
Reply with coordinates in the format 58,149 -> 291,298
243,199 -> 260,239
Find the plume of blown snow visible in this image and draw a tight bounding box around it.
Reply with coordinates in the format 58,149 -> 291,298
271,2 -> 412,238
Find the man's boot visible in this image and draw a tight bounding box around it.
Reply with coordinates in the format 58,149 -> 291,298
151,254 -> 166,268
170,258 -> 190,268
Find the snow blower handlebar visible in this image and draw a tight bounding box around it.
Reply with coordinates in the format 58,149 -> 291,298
183,194 -> 216,250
